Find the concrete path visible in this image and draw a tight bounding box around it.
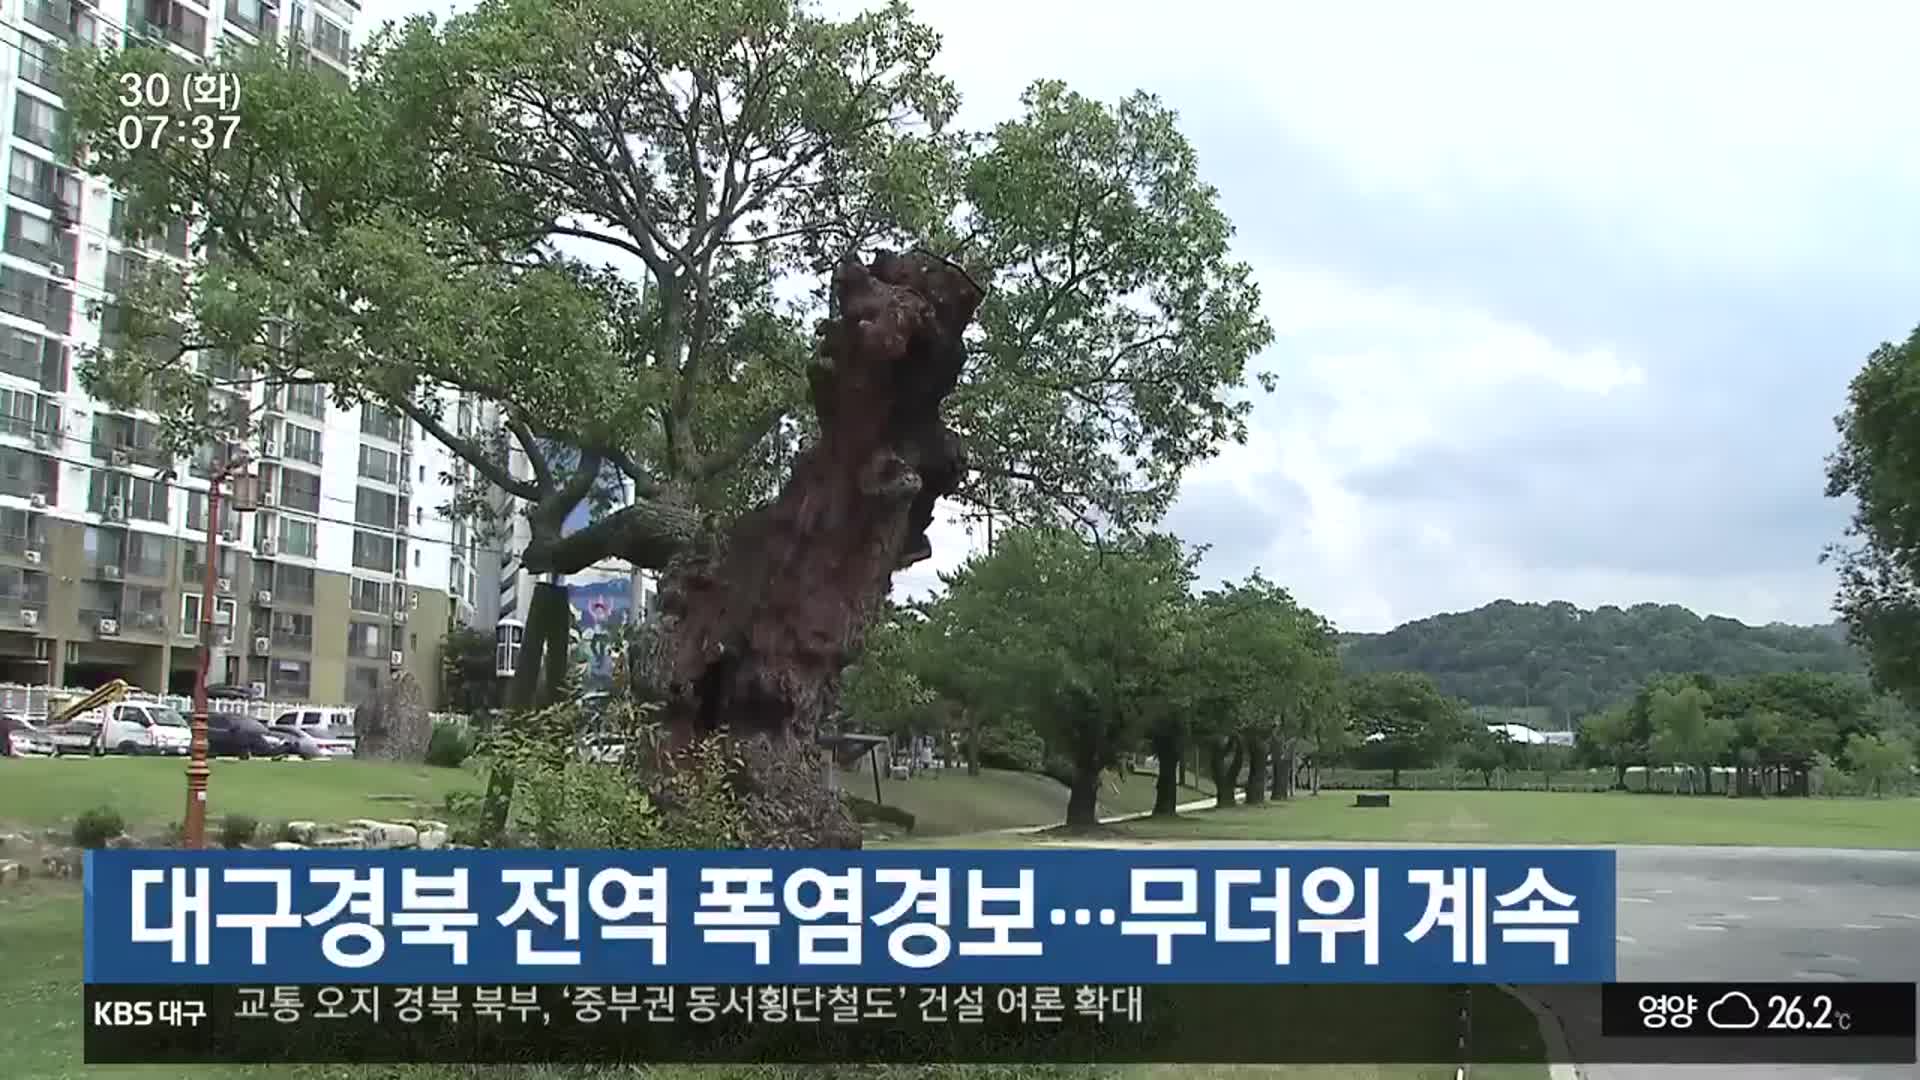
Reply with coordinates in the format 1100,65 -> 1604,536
1041,832 -> 1920,1079
995,795 -> 1219,835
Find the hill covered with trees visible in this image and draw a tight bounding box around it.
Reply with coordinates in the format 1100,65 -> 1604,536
1340,600 -> 1867,723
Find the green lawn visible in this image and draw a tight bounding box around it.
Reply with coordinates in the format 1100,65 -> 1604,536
863,768 -> 1213,836
2,879 -> 1541,1080
0,756 -> 479,834
1092,789 -> 1920,849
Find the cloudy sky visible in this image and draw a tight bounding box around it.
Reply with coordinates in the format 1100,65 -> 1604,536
378,0 -> 1920,633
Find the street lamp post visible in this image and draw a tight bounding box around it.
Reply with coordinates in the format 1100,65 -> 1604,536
183,452 -> 257,850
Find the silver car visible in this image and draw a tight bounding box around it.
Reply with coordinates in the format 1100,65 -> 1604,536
3,715 -> 52,756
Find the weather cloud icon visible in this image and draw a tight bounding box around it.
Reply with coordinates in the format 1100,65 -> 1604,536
1707,991 -> 1761,1030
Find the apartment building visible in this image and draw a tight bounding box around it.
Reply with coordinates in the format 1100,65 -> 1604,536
0,0 -> 498,707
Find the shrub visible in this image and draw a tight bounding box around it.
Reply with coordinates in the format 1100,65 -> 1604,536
845,795 -> 915,832
73,806 -> 125,848
219,814 -> 258,849
977,724 -> 1045,772
426,720 -> 476,768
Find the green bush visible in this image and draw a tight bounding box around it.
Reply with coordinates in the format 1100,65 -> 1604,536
845,795 -> 916,832
220,813 -> 258,849
426,720 -> 476,768
73,806 -> 125,848
977,724 -> 1045,772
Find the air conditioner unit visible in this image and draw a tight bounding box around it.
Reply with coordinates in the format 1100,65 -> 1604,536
29,493 -> 46,509
252,636 -> 270,654
259,489 -> 276,506
32,431 -> 53,450
49,262 -> 65,277
212,607 -> 231,625
221,528 -> 238,543
248,680 -> 266,696
216,576 -> 233,593
261,439 -> 277,457
389,650 -> 403,667
399,479 -> 412,496
20,609 -> 38,627
98,617 -> 118,635
259,537 -> 276,556
410,589 -> 420,608
23,549 -> 40,565
102,564 -> 121,579
390,607 -> 406,623
106,500 -> 125,522
109,449 -> 129,467
256,589 -> 273,606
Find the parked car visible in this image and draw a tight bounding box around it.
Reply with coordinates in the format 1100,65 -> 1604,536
48,718 -> 103,756
4,716 -> 54,756
270,707 -> 356,758
207,713 -> 290,759
267,724 -> 326,760
99,702 -> 191,756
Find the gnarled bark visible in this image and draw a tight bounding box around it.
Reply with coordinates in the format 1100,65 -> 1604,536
653,251 -> 984,849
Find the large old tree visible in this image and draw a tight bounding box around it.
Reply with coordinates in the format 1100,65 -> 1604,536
64,0 -> 1270,843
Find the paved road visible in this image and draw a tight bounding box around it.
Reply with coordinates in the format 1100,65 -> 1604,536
1547,844 -> 1920,1080
1043,838 -> 1920,1079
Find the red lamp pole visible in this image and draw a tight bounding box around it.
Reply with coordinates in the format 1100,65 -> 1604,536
182,472 -> 223,850
183,456 -> 253,850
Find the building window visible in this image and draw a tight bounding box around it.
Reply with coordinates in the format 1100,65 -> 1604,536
346,665 -> 381,704
274,563 -> 316,605
0,327 -> 65,391
0,447 -> 55,500
0,565 -> 49,616
141,0 -> 207,55
125,531 -> 169,579
268,658 -> 310,700
359,403 -> 403,442
351,530 -> 395,572
87,473 -> 168,521
79,579 -> 122,624
278,468 -> 320,514
354,486 -> 398,530
309,13 -> 350,65
282,422 -> 322,465
0,388 -> 57,438
185,492 -> 239,536
180,541 -> 238,583
347,619 -> 386,660
0,266 -> 73,331
4,209 -> 75,275
350,576 -> 394,614
270,610 -> 312,651
495,623 -> 523,677
277,515 -> 318,558
12,94 -> 62,149
357,444 -> 399,484
282,382 -> 324,419
226,0 -> 278,38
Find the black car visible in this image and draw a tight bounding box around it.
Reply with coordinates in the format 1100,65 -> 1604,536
207,713 -> 289,759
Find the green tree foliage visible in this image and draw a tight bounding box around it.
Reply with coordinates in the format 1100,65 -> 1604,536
1826,325 -> 1920,706
62,2 -> 1270,581
1341,600 -> 1864,721
1343,671 -> 1467,787
1646,684 -> 1727,794
440,626 -> 502,715
917,527 -> 1197,826
1841,732 -> 1913,797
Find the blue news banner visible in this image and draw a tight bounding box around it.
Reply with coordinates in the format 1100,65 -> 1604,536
85,847 -> 1618,1065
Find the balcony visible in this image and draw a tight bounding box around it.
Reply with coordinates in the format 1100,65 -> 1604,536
0,287 -> 71,332
23,0 -> 71,37
271,629 -> 312,653
225,0 -> 278,40
12,182 -> 80,224
126,609 -> 168,636
0,600 -> 47,628
13,117 -> 59,151
77,605 -> 123,629
275,583 -> 316,607
5,232 -> 78,280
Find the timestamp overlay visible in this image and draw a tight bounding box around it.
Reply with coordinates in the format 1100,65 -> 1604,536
113,71 -> 243,152
1593,981 -> 1916,1065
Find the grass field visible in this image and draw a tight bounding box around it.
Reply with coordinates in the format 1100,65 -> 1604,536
868,768 -> 1213,836
0,756 -> 479,834
0,878 -> 1542,1080
1094,789 -> 1920,849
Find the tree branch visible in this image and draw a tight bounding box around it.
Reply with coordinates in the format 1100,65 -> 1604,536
393,396 -> 539,501
700,403 -> 788,481
508,418 -> 552,492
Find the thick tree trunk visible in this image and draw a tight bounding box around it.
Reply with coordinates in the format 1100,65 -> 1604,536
1243,733 -> 1269,805
1151,732 -> 1181,816
1066,764 -> 1102,828
651,252 -> 984,850
964,712 -> 981,777
1210,737 -> 1241,809
478,580 -> 573,840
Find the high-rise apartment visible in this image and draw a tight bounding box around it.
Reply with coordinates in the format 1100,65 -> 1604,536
0,0 -> 490,707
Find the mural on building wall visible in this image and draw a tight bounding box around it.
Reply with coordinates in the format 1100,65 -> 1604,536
566,577 -> 634,690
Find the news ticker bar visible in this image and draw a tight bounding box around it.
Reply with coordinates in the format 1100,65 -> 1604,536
83,982 -> 1916,1065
